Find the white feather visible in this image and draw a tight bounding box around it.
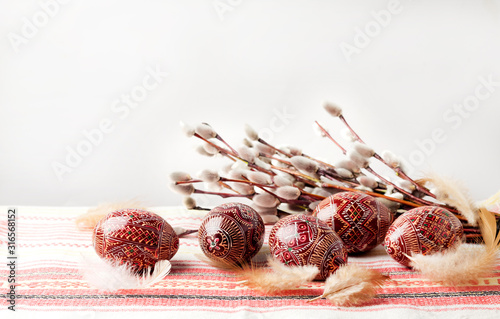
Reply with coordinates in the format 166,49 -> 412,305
80,254 -> 171,291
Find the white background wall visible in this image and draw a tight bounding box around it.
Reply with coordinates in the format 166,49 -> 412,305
1,0 -> 499,207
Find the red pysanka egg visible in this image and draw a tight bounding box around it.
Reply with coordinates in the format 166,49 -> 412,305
313,192 -> 393,253
198,202 -> 265,266
384,206 -> 464,267
268,214 -> 347,280
92,209 -> 179,273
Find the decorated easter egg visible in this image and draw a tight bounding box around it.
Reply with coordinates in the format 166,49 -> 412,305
198,202 -> 265,266
93,208 -> 179,273
313,192 -> 393,254
384,206 -> 464,267
268,214 -> 347,280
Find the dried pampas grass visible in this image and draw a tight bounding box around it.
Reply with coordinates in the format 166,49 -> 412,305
408,208 -> 500,285
80,254 -> 171,291
418,173 -> 478,225
309,264 -> 389,307
239,258 -> 319,294
75,200 -> 146,230
198,255 -> 318,293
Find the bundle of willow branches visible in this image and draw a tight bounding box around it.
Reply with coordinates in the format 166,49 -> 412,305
170,103 -> 492,242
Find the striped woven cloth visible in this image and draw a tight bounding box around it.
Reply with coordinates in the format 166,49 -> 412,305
1,206 -> 499,319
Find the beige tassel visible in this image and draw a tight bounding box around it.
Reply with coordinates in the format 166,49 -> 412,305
308,264 -> 389,306
408,208 -> 500,285
75,200 -> 145,230
418,173 -> 478,225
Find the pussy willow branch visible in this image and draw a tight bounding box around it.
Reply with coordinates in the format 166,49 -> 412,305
315,121 -> 439,207
214,134 -> 239,157
194,132 -> 276,177
187,120 -> 465,221
337,115 -> 435,198
310,122 -> 465,217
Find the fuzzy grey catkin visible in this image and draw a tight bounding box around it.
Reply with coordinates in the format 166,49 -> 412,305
323,102 -> 343,117
195,123 -> 217,139
353,142 -> 375,158
198,169 -> 220,183
277,186 -> 301,200
248,171 -> 272,185
291,156 -> 318,174
169,171 -> 191,182
252,193 -> 280,208
168,183 -> 195,196
244,124 -> 259,141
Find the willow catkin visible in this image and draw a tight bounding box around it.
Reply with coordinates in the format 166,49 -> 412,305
179,121 -> 195,137
252,193 -> 280,208
358,176 -> 378,189
254,142 -> 275,156
276,186 -> 301,200
169,183 -> 195,196
274,175 -> 293,187
244,124 -> 259,141
195,123 -> 217,139
248,171 -> 272,185
335,159 -> 360,174
169,171 -> 191,182
290,156 -> 318,174
323,102 -> 343,117
353,142 -> 375,158
335,168 -> 354,179
198,169 -> 220,183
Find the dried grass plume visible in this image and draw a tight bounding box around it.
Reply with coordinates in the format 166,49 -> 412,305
418,173 -> 478,225
239,257 -> 319,294
309,264 -> 389,306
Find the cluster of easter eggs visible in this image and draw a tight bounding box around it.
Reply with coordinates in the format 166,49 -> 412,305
196,193 -> 464,274
197,202 -> 348,278
92,192 -> 465,278
196,192 -> 394,277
